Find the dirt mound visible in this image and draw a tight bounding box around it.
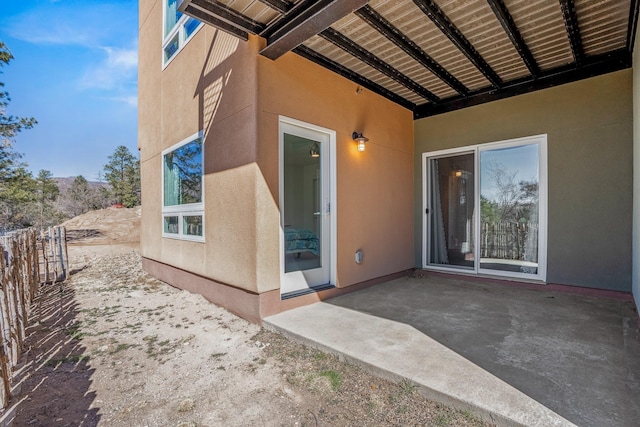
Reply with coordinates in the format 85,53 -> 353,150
62,206 -> 141,246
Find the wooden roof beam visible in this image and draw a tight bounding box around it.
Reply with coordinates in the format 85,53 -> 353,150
260,0 -> 369,60
320,28 -> 440,103
412,0 -> 502,89
559,0 -> 584,66
487,0 -> 539,77
355,5 -> 469,96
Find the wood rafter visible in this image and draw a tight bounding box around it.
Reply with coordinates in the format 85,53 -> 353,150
412,0 -> 502,88
260,0 -> 369,60
559,0 -> 584,66
293,45 -> 417,110
486,0 -> 539,77
320,28 -> 440,103
355,5 -> 469,96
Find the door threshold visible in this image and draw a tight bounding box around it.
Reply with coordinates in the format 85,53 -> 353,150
281,283 -> 335,300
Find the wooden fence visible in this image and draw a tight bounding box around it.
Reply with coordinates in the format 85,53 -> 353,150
0,227 -> 68,408
480,221 -> 538,260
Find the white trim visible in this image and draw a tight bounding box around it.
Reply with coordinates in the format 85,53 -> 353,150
278,116 -> 337,294
161,130 -> 205,242
422,134 -> 548,282
162,1 -> 203,69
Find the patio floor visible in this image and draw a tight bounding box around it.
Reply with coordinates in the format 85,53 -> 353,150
265,273 -> 640,427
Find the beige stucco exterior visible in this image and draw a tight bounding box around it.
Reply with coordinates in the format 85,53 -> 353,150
140,0 -> 638,321
414,70 -> 633,291
138,0 -> 414,319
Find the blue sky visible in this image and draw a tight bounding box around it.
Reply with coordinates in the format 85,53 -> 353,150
1,0 -> 138,180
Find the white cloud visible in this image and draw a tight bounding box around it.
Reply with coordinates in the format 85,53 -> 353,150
109,95 -> 138,107
80,45 -> 138,90
4,2 -> 136,48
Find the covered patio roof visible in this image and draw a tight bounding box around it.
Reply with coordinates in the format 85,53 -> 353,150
179,0 -> 639,118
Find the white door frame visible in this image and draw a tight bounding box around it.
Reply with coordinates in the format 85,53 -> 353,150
422,134 -> 548,282
279,116 -> 337,295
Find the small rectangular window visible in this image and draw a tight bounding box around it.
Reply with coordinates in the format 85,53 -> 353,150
184,18 -> 200,39
163,34 -> 180,63
162,131 -> 204,242
164,216 -> 179,234
162,1 -> 202,65
183,215 -> 203,236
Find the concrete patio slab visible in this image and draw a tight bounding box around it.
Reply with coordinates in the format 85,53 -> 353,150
264,274 -> 640,427
265,303 -> 575,426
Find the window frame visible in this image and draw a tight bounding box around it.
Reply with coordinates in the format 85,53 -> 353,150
421,134 -> 547,282
161,131 -> 205,242
162,0 -> 203,68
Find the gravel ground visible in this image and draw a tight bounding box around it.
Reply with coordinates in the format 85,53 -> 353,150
5,207 -> 492,426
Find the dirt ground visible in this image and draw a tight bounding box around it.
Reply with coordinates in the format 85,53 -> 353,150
6,207 -> 490,426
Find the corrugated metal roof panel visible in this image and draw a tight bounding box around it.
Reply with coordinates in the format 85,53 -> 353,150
576,0 -> 630,56
218,0 -> 281,25
374,0 -> 491,91
506,0 -> 575,70
303,36 -> 428,104
439,0 -> 530,81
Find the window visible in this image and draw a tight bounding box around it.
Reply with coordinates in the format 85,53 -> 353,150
423,135 -> 547,281
162,132 -> 204,241
163,0 -> 202,66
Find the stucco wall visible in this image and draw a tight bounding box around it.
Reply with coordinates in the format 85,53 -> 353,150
139,0 -> 414,295
256,50 -> 415,288
414,70 -> 633,291
139,0 -> 268,292
633,30 -> 640,304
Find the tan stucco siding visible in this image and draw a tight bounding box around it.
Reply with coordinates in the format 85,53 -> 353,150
256,49 -> 415,289
139,0 -> 265,292
140,4 -> 414,295
414,69 -> 633,291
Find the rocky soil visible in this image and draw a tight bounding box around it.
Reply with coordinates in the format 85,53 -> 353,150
6,207 -> 490,426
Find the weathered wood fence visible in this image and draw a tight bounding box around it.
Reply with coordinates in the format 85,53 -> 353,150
480,221 -> 538,260
0,227 -> 68,408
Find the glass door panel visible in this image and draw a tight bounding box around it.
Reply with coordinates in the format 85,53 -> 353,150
428,153 -> 475,269
283,134 -> 323,273
479,144 -> 539,275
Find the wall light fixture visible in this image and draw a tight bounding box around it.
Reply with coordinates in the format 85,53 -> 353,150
352,132 -> 368,152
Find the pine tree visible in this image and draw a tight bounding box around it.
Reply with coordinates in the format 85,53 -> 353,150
103,145 -> 140,207
0,41 -> 37,230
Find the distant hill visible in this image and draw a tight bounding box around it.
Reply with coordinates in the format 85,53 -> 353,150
53,177 -> 110,193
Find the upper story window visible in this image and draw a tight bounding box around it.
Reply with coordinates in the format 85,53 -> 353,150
163,0 -> 202,66
162,131 -> 204,241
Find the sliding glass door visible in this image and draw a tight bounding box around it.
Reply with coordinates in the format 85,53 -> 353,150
424,136 -> 547,281
427,153 -> 475,270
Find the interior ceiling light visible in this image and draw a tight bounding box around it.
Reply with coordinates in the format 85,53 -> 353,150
310,142 -> 320,157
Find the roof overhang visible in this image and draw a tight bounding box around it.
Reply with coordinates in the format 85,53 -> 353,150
178,0 -> 639,119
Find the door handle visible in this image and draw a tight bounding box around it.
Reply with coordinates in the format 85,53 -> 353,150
313,212 -> 321,216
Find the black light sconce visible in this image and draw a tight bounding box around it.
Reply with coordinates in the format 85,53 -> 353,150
352,132 -> 368,152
